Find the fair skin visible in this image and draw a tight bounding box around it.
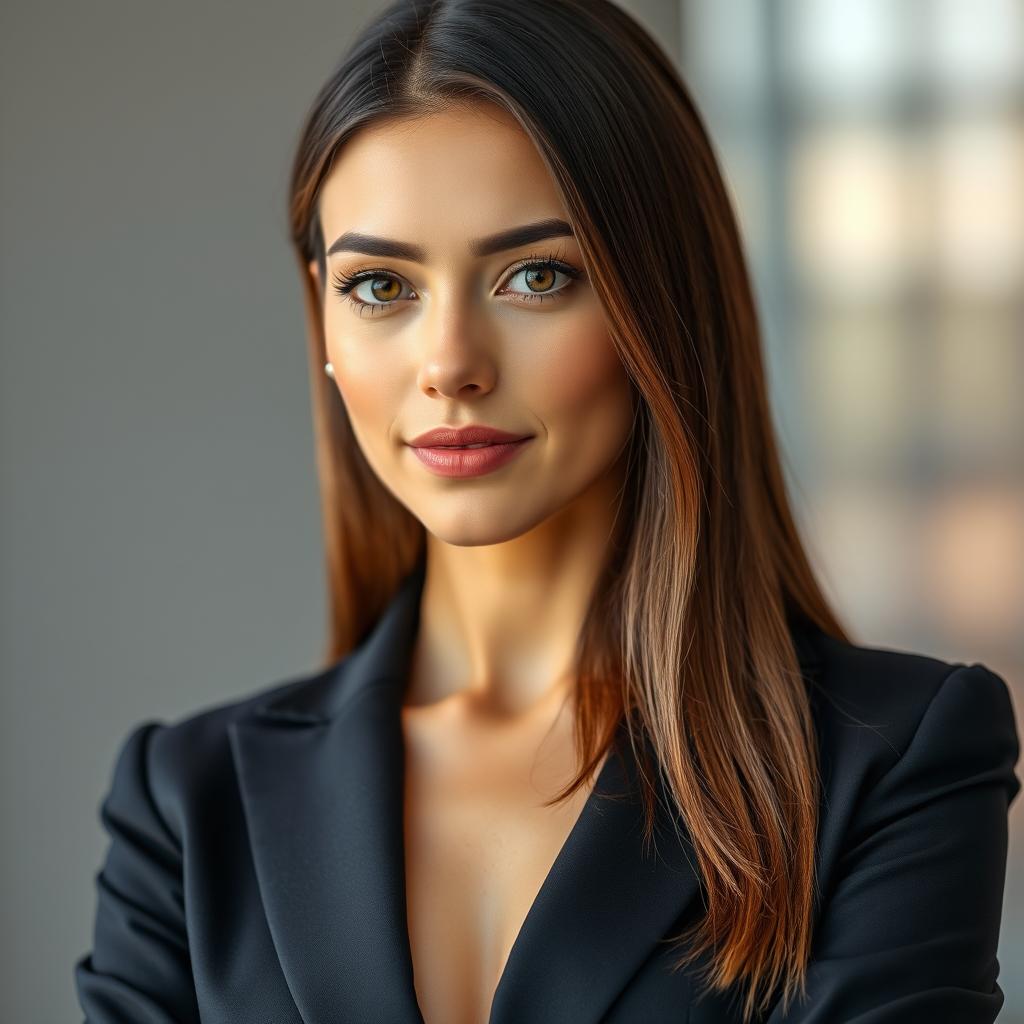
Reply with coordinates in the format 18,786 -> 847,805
309,100 -> 635,1024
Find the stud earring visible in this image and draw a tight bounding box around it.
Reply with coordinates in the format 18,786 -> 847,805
324,361 -> 335,379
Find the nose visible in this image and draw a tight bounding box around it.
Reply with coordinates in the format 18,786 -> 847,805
416,303 -> 498,400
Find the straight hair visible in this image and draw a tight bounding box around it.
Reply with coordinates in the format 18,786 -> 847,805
286,1 -> 851,1018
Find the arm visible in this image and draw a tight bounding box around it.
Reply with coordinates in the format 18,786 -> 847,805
74,721 -> 201,1023
767,663 -> 1021,1023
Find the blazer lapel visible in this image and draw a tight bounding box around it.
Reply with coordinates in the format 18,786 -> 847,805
494,613 -> 823,1023
228,561 -> 428,1024
487,717 -> 704,1024
229,558 -> 822,1024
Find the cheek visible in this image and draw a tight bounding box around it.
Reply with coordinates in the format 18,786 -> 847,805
530,314 -> 632,427
326,340 -> 403,446
523,314 -> 634,485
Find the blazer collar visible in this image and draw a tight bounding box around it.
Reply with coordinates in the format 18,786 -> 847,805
228,560 -> 822,1024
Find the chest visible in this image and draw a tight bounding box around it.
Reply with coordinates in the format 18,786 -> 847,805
401,711 -> 602,1024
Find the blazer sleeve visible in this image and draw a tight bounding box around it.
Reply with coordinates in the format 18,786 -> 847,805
767,662 -> 1021,1023
74,721 -> 201,1024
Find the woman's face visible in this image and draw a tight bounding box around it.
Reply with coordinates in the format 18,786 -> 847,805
311,101 -> 635,547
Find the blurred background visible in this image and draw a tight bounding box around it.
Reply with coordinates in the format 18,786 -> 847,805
1,0 -> 1020,1019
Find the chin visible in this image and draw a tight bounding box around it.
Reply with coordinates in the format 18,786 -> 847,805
417,506 -> 546,548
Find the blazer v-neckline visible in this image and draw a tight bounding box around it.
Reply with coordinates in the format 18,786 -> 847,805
227,559 -> 821,1023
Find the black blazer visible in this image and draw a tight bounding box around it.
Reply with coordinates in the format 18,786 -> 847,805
74,560 -> 1021,1023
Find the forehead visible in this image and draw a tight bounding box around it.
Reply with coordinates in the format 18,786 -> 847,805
317,103 -> 567,248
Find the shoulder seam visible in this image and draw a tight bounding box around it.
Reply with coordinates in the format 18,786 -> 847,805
136,719 -> 184,851
879,661 -> 968,782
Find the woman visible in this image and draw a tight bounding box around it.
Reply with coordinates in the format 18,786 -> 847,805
74,1 -> 1021,1022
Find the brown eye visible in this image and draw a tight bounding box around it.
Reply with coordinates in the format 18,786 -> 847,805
524,267 -> 556,292
330,269 -> 414,316
367,277 -> 402,302
501,259 -> 580,304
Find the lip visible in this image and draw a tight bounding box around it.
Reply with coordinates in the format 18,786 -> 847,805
407,433 -> 535,479
407,424 -> 533,447
405,424 -> 536,479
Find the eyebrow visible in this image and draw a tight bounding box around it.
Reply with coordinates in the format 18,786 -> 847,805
325,217 -> 575,261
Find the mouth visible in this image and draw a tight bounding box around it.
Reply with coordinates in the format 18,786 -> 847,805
407,425 -> 534,448
427,442 -> 506,449
408,436 -> 534,478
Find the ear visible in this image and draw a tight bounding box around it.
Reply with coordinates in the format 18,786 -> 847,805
308,259 -> 320,291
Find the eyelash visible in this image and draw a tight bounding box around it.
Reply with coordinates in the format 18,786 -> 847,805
329,248 -> 584,318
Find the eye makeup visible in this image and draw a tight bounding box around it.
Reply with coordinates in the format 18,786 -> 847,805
328,248 -> 585,317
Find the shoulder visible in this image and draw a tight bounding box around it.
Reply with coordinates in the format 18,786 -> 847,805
101,665 -> 338,839
798,624 -> 1021,813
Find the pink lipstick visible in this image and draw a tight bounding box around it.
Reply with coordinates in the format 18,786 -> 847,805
406,424 -> 535,479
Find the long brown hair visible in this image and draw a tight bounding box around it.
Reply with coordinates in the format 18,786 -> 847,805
286,0 -> 851,1018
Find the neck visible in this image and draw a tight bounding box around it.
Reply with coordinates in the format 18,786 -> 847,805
404,465 -> 626,723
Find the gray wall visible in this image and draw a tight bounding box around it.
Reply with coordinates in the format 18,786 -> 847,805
0,1 -> 677,1019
